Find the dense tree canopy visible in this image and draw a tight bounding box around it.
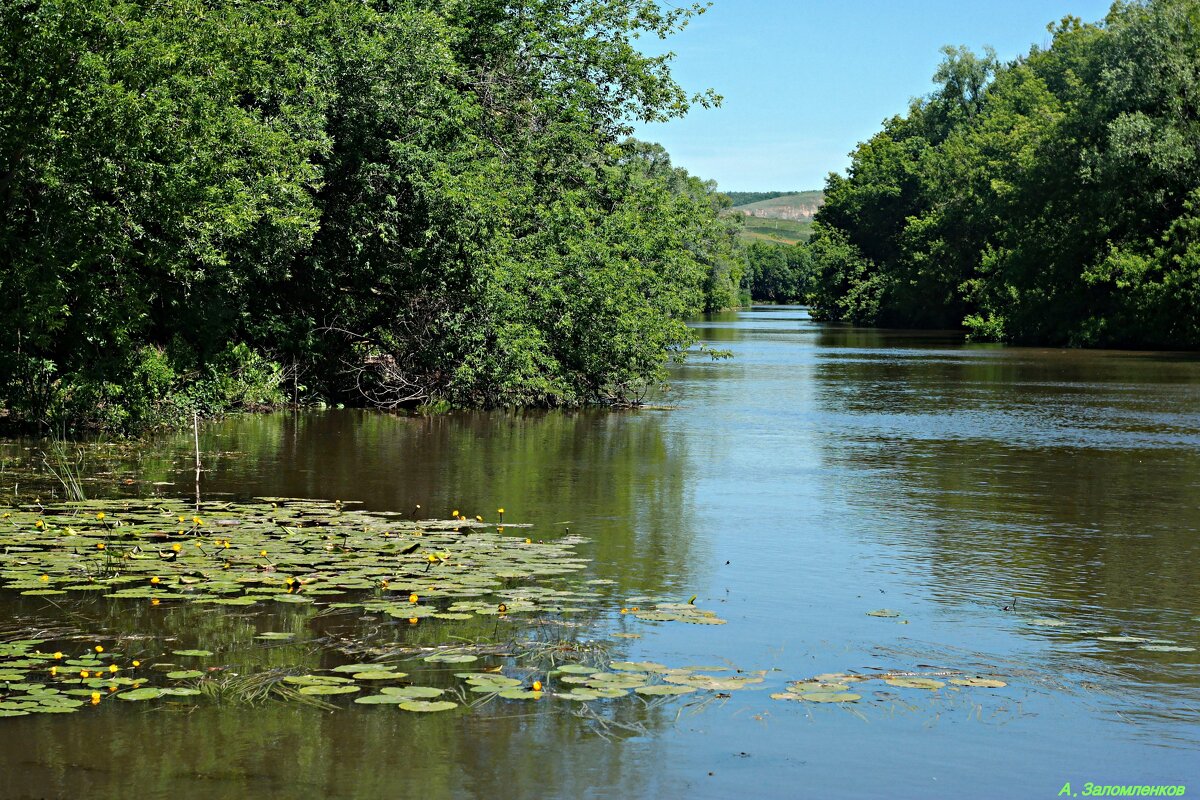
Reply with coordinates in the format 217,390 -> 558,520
0,0 -> 741,431
808,0 -> 1200,348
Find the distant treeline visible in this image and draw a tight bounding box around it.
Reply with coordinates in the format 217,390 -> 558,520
724,191 -> 800,207
808,0 -> 1200,348
0,0 -> 744,432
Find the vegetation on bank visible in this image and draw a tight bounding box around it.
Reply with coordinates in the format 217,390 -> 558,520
807,0 -> 1200,347
0,0 -> 743,433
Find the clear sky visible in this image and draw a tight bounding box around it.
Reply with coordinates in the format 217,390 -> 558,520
631,0 -> 1116,192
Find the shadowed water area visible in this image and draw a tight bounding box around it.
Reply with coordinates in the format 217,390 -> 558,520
1,306 -> 1198,798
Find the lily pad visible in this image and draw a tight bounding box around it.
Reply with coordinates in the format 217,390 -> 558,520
398,700 -> 458,712
165,670 -> 204,680
866,609 -> 900,618
172,650 -> 214,658
380,686 -> 444,699
798,691 -> 861,703
118,688 -> 163,701
297,684 -> 360,696
353,671 -> 408,681
884,677 -> 945,690
354,694 -> 408,705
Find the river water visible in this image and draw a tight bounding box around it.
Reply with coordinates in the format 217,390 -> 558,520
1,306 -> 1198,798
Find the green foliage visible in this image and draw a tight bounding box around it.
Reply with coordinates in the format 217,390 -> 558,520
743,242 -> 813,303
0,0 -> 737,431
809,0 -> 1200,348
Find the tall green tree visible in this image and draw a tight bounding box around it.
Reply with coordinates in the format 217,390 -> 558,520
0,0 -> 739,431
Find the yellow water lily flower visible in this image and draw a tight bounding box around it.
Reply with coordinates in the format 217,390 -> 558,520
532,680 -> 542,692
94,645 -> 104,653
150,576 -> 160,585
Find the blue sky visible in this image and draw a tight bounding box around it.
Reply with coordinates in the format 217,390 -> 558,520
631,0 -> 1116,191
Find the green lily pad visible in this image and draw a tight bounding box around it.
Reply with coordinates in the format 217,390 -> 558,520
948,678 -> 1007,688
297,684 -> 360,696
423,654 -> 478,664
353,671 -> 408,681
165,670 -> 205,680
118,688 -> 163,701
397,700 -> 458,712
554,664 -> 599,675
497,688 -> 544,700
172,650 -> 213,658
798,691 -> 861,703
884,678 -> 945,690
354,694 -> 409,705
380,686 -> 443,699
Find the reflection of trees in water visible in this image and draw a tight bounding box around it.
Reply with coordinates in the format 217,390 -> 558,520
191,409 -> 696,596
2,693 -> 676,800
809,333 -> 1200,665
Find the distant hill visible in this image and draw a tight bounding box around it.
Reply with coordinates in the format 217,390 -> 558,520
724,191 -> 798,207
721,190 -> 824,244
733,190 -> 824,222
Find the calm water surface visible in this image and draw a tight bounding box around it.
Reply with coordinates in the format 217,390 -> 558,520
2,307 -> 1198,799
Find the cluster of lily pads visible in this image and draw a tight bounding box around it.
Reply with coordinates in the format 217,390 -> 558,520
0,639 -> 201,717
1026,618 -> 1195,653
0,498 -> 598,615
10,496 -> 1152,722
0,497 -> 751,719
770,671 -> 1008,704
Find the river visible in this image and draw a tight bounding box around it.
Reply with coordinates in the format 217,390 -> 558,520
1,306 -> 1197,798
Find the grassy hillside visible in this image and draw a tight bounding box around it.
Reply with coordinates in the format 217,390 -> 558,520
738,216 -> 813,245
735,190 -> 824,218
